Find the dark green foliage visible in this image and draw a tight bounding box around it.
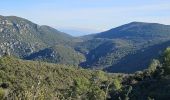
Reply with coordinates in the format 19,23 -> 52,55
79,39 -> 133,69
25,45 -> 85,66
109,48 -> 170,100
79,22 -> 170,73
162,48 -> 170,75
0,56 -> 92,99
68,70 -> 123,100
0,56 -> 124,100
105,40 -> 170,73
1,48 -> 170,99
94,22 -> 170,39
2,16 -> 170,73
1,15 -> 170,99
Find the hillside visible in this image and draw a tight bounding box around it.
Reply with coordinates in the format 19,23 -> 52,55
25,45 -> 85,66
94,22 -> 170,39
112,48 -> 170,100
1,15 -> 170,73
0,56 -> 121,100
0,15 -> 73,57
1,48 -> 170,100
78,22 -> 170,72
105,40 -> 170,73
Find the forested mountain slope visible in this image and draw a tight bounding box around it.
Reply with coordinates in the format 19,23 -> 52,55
1,48 -> 170,100
1,15 -> 170,73
25,45 -> 85,66
78,22 -> 170,72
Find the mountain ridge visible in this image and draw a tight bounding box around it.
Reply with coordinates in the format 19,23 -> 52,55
78,21 -> 170,72
0,15 -> 74,57
1,15 -> 170,73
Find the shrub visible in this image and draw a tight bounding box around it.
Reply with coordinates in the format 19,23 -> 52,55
0,88 -> 5,99
113,78 -> 122,91
148,59 -> 160,74
162,48 -> 170,75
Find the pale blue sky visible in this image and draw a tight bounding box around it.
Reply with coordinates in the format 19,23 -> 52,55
0,0 -> 170,36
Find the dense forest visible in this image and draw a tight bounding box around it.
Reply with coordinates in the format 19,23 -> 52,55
1,15 -> 170,100
0,47 -> 170,100
1,15 -> 170,73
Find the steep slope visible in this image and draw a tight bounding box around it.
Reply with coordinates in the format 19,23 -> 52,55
1,49 -> 170,100
105,40 -> 170,73
111,48 -> 170,100
25,45 -> 85,66
78,22 -> 170,72
2,15 -> 170,73
38,25 -> 74,46
79,39 -> 133,69
0,15 -> 73,57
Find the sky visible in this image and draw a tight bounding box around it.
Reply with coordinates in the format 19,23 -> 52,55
0,0 -> 170,36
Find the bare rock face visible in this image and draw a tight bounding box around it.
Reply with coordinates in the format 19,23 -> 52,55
0,15 -> 73,58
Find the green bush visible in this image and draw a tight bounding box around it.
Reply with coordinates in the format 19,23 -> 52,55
148,59 -> 160,74
163,48 -> 170,75
0,88 -> 5,99
113,78 -> 122,91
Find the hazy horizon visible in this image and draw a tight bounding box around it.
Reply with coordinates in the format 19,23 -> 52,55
0,0 -> 170,36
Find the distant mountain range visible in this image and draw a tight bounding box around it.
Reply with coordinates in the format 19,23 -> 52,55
58,28 -> 99,36
1,15 -> 170,73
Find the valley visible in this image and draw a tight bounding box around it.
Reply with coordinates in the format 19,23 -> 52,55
1,16 -> 170,73
0,15 -> 170,100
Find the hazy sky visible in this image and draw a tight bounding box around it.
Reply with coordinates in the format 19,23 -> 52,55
0,0 -> 170,35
